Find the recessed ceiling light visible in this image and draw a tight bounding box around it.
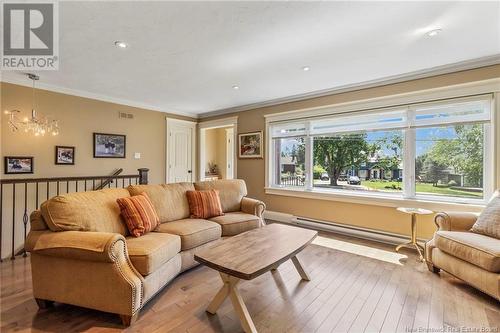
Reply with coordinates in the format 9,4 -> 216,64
302,66 -> 310,71
426,28 -> 442,37
232,85 -> 240,90
114,41 -> 129,48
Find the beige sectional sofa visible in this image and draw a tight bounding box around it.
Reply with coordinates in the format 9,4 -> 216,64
25,179 -> 265,326
425,212 -> 499,300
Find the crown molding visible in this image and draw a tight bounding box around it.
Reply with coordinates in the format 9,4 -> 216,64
0,76 -> 199,119
199,54 -> 500,119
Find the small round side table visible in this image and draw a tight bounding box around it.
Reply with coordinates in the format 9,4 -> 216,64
395,207 -> 433,261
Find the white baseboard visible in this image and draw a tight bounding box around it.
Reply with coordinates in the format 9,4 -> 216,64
264,210 -> 428,247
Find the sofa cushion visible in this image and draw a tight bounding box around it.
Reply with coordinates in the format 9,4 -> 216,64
435,231 -> 500,272
155,219 -> 221,250
186,190 -> 224,219
472,193 -> 500,239
128,183 -> 194,222
41,188 -> 129,235
194,179 -> 247,213
210,212 -> 261,236
117,193 -> 160,237
126,233 -> 181,276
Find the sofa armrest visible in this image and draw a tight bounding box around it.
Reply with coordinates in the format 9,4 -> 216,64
241,197 -> 266,218
434,212 -> 479,232
25,230 -> 126,263
30,210 -> 48,231
27,230 -> 144,317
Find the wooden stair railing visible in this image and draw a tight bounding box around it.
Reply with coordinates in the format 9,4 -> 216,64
94,168 -> 124,190
0,168 -> 149,262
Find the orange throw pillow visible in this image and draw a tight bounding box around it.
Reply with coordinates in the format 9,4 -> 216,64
117,193 -> 160,237
186,190 -> 224,219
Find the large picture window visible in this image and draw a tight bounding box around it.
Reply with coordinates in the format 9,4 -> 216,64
268,96 -> 492,203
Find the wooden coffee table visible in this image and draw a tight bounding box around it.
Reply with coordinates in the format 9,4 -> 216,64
194,223 -> 317,333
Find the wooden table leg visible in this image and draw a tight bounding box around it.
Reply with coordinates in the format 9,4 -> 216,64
291,256 -> 310,281
206,278 -> 231,314
228,281 -> 258,333
207,273 -> 257,333
395,213 -> 424,262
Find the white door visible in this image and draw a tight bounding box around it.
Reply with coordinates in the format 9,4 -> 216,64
226,127 -> 234,179
167,119 -> 196,183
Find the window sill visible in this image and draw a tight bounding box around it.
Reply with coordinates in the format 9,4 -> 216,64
264,186 -> 486,212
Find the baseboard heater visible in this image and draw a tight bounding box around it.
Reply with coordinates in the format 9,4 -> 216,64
266,212 -> 427,247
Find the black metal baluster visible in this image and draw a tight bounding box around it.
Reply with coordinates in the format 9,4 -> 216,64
11,184 -> 16,260
46,181 -> 49,200
84,180 -> 87,191
92,179 -> 95,190
35,182 -> 39,208
57,181 -> 60,195
135,177 -> 138,185
0,183 -> 3,262
23,183 -> 28,257
115,178 -> 118,188
66,181 -> 69,193
122,178 -> 125,188
76,180 -> 79,192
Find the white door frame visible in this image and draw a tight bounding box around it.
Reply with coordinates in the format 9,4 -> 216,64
166,117 -> 197,183
198,116 -> 238,181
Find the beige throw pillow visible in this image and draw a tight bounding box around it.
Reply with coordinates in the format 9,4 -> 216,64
472,192 -> 500,239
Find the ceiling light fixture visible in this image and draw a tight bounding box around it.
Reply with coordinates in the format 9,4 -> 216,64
4,74 -> 60,136
426,28 -> 442,37
114,41 -> 129,48
302,66 -> 310,71
232,85 -> 240,90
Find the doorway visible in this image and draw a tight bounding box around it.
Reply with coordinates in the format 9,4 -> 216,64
166,118 -> 197,183
198,117 -> 238,181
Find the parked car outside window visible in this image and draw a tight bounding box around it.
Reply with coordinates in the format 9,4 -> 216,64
348,176 -> 361,185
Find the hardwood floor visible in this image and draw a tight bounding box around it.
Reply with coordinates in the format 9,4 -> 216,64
1,231 -> 499,332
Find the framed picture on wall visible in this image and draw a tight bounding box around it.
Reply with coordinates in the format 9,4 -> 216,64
4,156 -> 34,174
55,146 -> 75,165
238,131 -> 263,159
93,133 -> 126,158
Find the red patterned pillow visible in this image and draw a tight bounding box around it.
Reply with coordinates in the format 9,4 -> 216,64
117,193 -> 160,237
186,190 -> 224,219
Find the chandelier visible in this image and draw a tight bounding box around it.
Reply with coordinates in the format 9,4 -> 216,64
4,74 -> 60,136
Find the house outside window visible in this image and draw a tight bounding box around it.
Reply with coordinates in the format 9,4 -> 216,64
268,95 -> 493,204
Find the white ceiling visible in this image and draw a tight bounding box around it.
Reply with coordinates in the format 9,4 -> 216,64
2,1 -> 500,118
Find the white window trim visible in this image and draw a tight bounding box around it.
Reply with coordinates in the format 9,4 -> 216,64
264,186 -> 485,212
265,79 -> 500,209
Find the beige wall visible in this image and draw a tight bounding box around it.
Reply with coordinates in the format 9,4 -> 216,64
216,127 -> 230,179
1,82 -> 194,184
203,64 -> 500,239
205,128 -> 218,171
